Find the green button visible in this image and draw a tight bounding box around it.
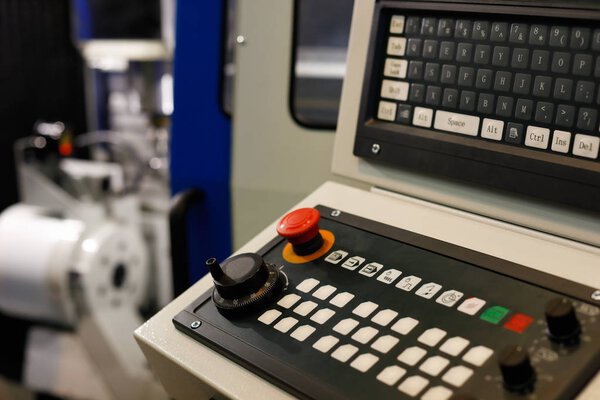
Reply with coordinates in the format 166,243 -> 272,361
480,306 -> 510,324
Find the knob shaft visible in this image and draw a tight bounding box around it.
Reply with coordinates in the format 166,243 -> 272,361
499,345 -> 536,392
277,208 -> 324,255
545,297 -> 581,343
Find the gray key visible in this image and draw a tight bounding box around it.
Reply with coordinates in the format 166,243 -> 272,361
575,81 -> 595,104
437,19 -> 454,37
407,38 -> 422,57
496,96 -> 513,118
505,122 -> 524,144
426,86 -> 442,106
529,25 -> 547,45
513,73 -> 531,95
549,26 -> 569,48
571,27 -> 590,50
593,29 -> 600,51
534,102 -> 554,124
421,18 -> 437,36
494,71 -> 512,92
595,56 -> 600,78
423,40 -> 438,59
532,76 -> 552,98
408,61 -> 423,80
409,83 -> 425,103
440,64 -> 457,84
475,69 -> 493,89
515,99 -> 534,120
573,54 -> 593,76
474,45 -> 491,64
511,48 -> 529,69
459,91 -> 476,112
442,88 -> 459,108
456,43 -> 473,63
472,21 -> 489,41
458,67 -> 475,87
492,46 -> 510,67
510,23 -> 528,44
577,108 -> 597,131
554,78 -> 573,101
455,20 -> 471,39
490,22 -> 508,42
555,105 -> 575,127
531,50 -> 549,71
551,52 -> 571,74
424,63 -> 440,82
396,105 -> 412,124
405,17 -> 421,35
478,93 -> 495,114
439,41 -> 455,61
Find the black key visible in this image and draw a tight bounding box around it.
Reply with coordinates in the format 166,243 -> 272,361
472,21 -> 490,41
549,26 -> 569,47
456,43 -> 473,63
458,67 -> 475,87
551,52 -> 571,74
593,29 -> 600,51
396,104 -> 412,124
577,108 -> 597,131
595,56 -> 600,78
531,50 -> 549,71
407,38 -> 422,57
425,86 -> 442,106
573,54 -> 593,76
424,63 -> 440,82
406,17 -> 421,35
529,25 -> 547,45
575,81 -> 595,104
510,23 -> 528,44
490,22 -> 508,42
438,19 -> 454,37
554,78 -> 573,101
513,73 -> 531,95
459,91 -> 476,112
475,69 -> 493,89
455,20 -> 471,39
511,48 -> 529,69
555,105 -> 575,127
408,61 -> 424,80
478,93 -> 495,114
440,64 -> 457,85
494,71 -> 512,92
442,88 -> 459,108
421,18 -> 437,36
496,96 -> 514,118
439,41 -> 455,61
534,102 -> 554,124
409,83 -> 425,103
597,85 -> 600,105
492,46 -> 510,67
505,122 -> 524,144
515,98 -> 534,120
571,27 -> 591,50
422,40 -> 438,59
532,76 -> 552,98
474,45 -> 491,64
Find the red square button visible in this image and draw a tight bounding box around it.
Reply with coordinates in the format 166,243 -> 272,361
504,313 -> 534,333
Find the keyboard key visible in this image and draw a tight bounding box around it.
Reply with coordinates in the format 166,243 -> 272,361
549,26 -> 569,47
474,44 -> 490,64
408,61 -> 424,80
554,78 -> 573,101
313,285 -> 336,300
437,19 -> 454,37
494,71 -> 512,92
531,50 -> 549,71
353,301 -> 379,318
593,29 -> 600,51
329,291 -> 354,308
477,93 -> 494,114
351,326 -> 379,344
555,105 -> 575,127
573,134 -> 599,159
377,101 -> 397,122
424,63 -> 440,82
396,104 -> 412,124
422,386 -> 453,400
350,353 -> 379,373
551,130 -> 571,154
419,356 -> 450,377
391,317 -> 419,335
313,335 -> 339,353
398,375 -> 429,397
455,20 -> 471,39
418,328 -> 447,347
377,365 -> 406,386
390,15 -> 406,34
310,308 -> 335,324
371,335 -> 400,353
534,102 -> 554,124
492,46 -> 510,67
333,318 -> 360,335
456,43 -> 473,63
297,278 -> 320,293
571,27 -> 591,50
277,293 -> 301,309
577,108 -> 597,131
472,21 -> 489,41
552,52 -> 571,74
462,346 -> 494,366
505,122 -> 524,144
258,309 -> 281,325
384,58 -> 408,78
575,81 -> 595,104
525,125 -> 550,149
413,107 -> 434,127
510,23 -> 528,43
442,89 -> 459,108
440,64 -> 457,85
573,54 -> 593,76
371,309 -> 399,326
387,37 -> 407,56
422,40 -> 438,59
405,16 -> 421,35
459,91 -> 476,112
439,41 -> 455,61
532,76 -> 552,98
407,38 -> 422,57
481,118 -> 504,141
439,337 -> 470,356
425,86 -> 442,106
457,67 -> 474,87
475,69 -> 492,89
331,344 -> 359,362
513,73 -> 531,95
434,110 -> 479,136
495,96 -> 513,118
421,17 -> 437,36
410,83 -> 425,103
442,366 -> 474,387
529,24 -> 547,45
398,346 -> 428,366
490,22 -> 508,42
274,317 -> 298,333
290,325 -> 316,342
511,48 -> 529,69
294,300 -> 318,316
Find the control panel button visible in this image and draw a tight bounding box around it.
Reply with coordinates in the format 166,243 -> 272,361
290,325 -> 316,342
442,365 -> 474,387
274,317 -> 298,333
416,282 -> 443,299
329,292 -> 355,308
390,15 -> 406,34
391,317 -> 420,335
421,386 -> 453,400
377,268 -> 402,284
312,285 -> 337,300
296,278 -> 320,293
436,290 -> 464,307
371,335 -> 400,353
396,275 -> 422,291
439,337 -> 470,356
457,297 -> 486,315
333,318 -> 360,336
341,256 -> 365,270
350,353 -> 380,372
313,335 -> 339,353
277,293 -> 301,309
325,250 -> 348,265
503,313 -> 534,333
398,375 -> 429,397
372,309 -> 399,326
418,328 -> 447,347
480,305 -> 510,324
398,346 -> 428,366
462,345 -> 494,366
419,356 -> 450,376
258,309 -> 281,325
310,308 -> 336,325
359,262 -> 384,277
377,365 -> 407,386
573,134 -> 599,159
331,344 -> 359,363
351,326 -> 380,344
277,208 -> 324,255
353,301 -> 379,318
293,301 -> 318,316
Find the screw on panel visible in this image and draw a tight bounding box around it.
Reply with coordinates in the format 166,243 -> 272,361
236,35 -> 246,45
330,210 -> 341,217
371,143 -> 381,154
190,320 -> 201,329
592,290 -> 600,301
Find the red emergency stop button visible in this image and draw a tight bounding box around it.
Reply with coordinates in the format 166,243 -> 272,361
277,208 -> 324,255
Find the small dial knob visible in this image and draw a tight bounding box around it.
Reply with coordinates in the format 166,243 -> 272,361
498,345 -> 536,392
545,297 -> 581,343
277,208 -> 324,255
207,253 -> 283,316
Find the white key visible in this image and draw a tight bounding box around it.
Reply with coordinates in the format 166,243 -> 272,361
387,37 -> 407,56
353,301 -> 379,318
398,375 -> 429,397
377,269 -> 402,284
341,256 -> 365,270
371,335 -> 400,353
398,346 -> 427,366
371,309 -> 399,326
440,337 -> 470,356
310,308 -> 335,324
258,309 -> 281,325
442,366 -> 474,387
436,290 -> 464,307
481,118 -> 504,141
381,80 -> 409,101
290,325 -> 316,342
396,275 -> 422,292
331,344 -> 359,362
421,386 -> 453,400
359,262 -> 384,277
525,125 -> 550,149
274,317 -> 298,333
390,15 -> 405,34
296,278 -> 320,293
384,58 -> 408,78
333,318 -> 360,335
413,107 -> 434,127
277,294 -> 301,309
418,328 -> 447,347
378,101 -> 397,121
419,356 -> 450,377
462,346 -> 494,366
329,292 -> 355,308
457,297 -> 486,315
434,111 -> 480,136
573,134 -> 600,159
313,335 -> 339,353
415,282 -> 442,299
551,130 -> 571,153
351,326 -> 379,344
325,250 -> 348,264
293,301 -> 318,316
350,353 -> 379,372
313,285 -> 337,300
391,317 -> 419,335
377,365 -> 407,386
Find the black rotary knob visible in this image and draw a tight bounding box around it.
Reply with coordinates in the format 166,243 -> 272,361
498,345 -> 536,392
545,297 -> 581,344
207,253 -> 283,316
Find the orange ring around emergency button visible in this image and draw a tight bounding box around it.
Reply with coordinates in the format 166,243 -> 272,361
282,230 -> 335,264
277,208 -> 321,245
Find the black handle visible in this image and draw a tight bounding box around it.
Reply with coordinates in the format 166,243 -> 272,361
170,188 -> 204,297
